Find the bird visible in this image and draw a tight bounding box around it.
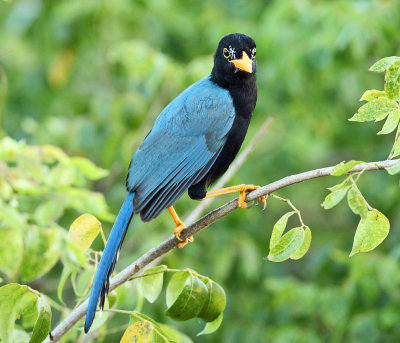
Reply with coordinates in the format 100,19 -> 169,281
84,32 -> 263,332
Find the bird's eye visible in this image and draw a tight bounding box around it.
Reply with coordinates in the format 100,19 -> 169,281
251,48 -> 256,59
223,47 -> 231,59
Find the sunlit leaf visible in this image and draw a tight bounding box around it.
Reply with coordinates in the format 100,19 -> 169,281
166,273 -> 208,321
327,177 -> 351,192
120,321 -> 153,343
290,226 -> 312,260
331,160 -> 363,176
198,279 -> 226,322
0,224 -> 23,278
266,227 -> 305,262
29,297 -> 51,343
360,89 -> 386,101
138,265 -> 165,303
269,211 -> 296,249
70,157 -> 109,180
350,209 -> 390,257
68,213 -> 102,252
0,284 -> 40,343
322,186 -> 350,209
369,56 -> 400,72
21,226 -> 62,282
391,127 -> 400,158
34,199 -> 65,226
197,313 -> 223,336
386,161 -> 400,175
349,98 -> 397,122
385,60 -> 400,100
378,110 -> 400,135
347,186 -> 368,219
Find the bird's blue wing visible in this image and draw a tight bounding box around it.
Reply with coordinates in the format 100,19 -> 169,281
126,76 -> 235,221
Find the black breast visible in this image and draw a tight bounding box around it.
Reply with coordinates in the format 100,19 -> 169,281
188,77 -> 257,200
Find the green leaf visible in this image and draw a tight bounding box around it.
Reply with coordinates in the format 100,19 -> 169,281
197,313 -> 223,336
138,265 -> 165,303
360,89 -> 386,101
130,312 -> 175,342
391,127 -> 400,158
29,297 -> 51,343
347,186 -> 369,219
327,177 -> 351,192
34,199 -> 65,226
166,271 -> 191,308
321,186 -> 350,209
369,56 -> 400,72
166,273 -> 208,321
269,211 -> 296,249
0,224 -> 23,278
120,320 -> 153,343
386,161 -> 400,175
350,209 -> 390,257
349,98 -> 398,122
57,267 -> 72,304
0,284 -> 38,343
331,160 -> 363,176
21,226 -> 62,282
198,279 -> 226,322
68,213 -> 102,252
385,60 -> 400,100
378,110 -> 400,135
266,227 -> 305,262
70,157 -> 109,180
290,226 -> 312,260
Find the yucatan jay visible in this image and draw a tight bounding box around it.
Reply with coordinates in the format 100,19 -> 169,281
85,33 -> 262,332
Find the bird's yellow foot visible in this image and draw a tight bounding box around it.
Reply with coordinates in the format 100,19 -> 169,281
202,184 -> 266,209
168,206 -> 193,248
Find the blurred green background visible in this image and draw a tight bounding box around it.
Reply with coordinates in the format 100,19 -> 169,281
1,0 -> 400,342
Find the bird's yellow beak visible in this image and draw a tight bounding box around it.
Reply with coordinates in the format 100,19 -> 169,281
230,51 -> 253,73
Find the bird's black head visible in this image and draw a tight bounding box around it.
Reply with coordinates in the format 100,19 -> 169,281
211,33 -> 256,88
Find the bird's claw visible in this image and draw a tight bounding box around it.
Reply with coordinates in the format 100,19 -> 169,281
238,184 -> 266,209
174,223 -> 194,248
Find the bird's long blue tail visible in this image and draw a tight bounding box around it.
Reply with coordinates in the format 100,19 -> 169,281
84,192 -> 135,333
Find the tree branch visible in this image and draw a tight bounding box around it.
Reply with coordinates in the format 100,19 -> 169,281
45,158 -> 400,342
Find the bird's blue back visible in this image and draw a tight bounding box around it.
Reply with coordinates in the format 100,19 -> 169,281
126,76 -> 236,221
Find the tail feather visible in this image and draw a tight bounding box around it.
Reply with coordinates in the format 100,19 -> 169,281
84,192 -> 134,333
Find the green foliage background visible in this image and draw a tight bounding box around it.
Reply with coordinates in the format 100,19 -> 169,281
1,0 -> 400,342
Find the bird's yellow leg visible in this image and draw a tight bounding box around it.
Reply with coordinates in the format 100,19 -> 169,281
201,184 -> 266,209
167,206 -> 193,248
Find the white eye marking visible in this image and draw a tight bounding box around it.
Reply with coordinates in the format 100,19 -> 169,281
228,45 -> 236,60
251,48 -> 256,59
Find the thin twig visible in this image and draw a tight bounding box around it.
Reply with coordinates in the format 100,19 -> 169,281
44,158 -> 400,343
184,115 -> 275,223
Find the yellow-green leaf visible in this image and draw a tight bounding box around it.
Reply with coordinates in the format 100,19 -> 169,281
266,227 -> 305,262
386,161 -> 400,175
120,321 -> 153,343
347,186 -> 368,219
70,157 -> 109,180
290,226 -> 312,260
349,98 -> 397,122
360,89 -> 386,101
269,211 -> 296,249
369,56 -> 400,72
350,209 -> 390,257
68,214 -> 101,252
138,265 -> 165,303
331,160 -> 363,176
322,186 -> 350,209
378,110 -> 400,135
29,297 -> 52,343
197,313 -> 223,336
